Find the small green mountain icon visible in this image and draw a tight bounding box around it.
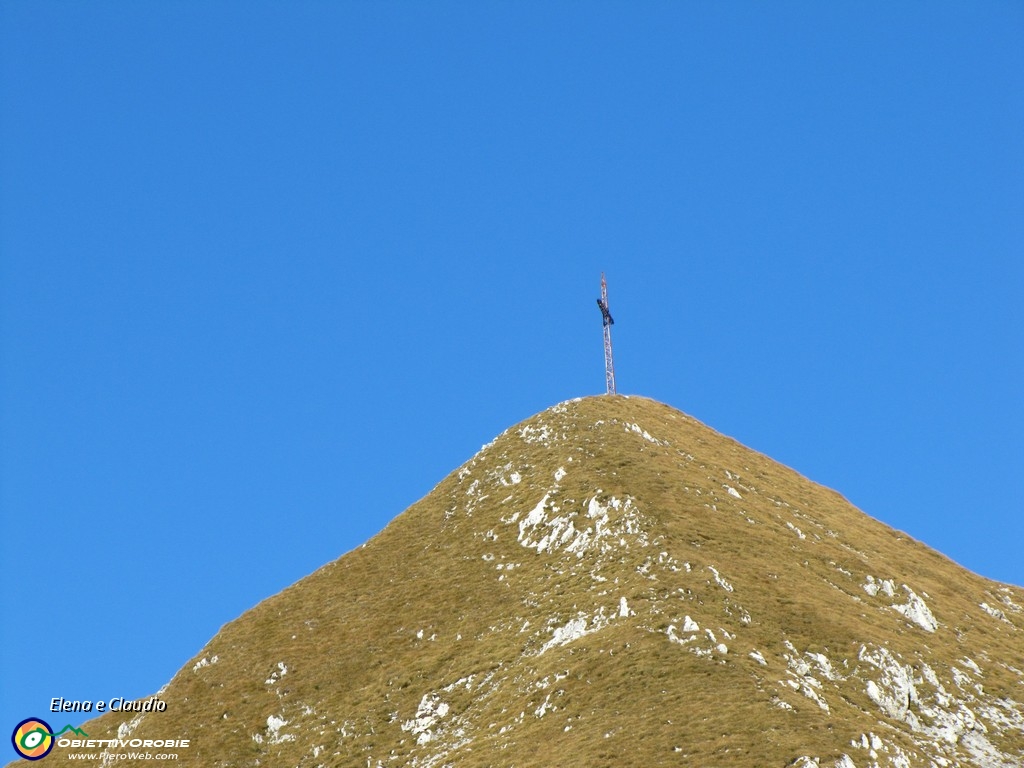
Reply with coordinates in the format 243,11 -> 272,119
53,725 -> 88,738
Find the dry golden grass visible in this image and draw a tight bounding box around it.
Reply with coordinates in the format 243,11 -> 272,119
34,395 -> 1023,768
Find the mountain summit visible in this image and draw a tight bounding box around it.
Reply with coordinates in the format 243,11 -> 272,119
58,396 -> 1024,766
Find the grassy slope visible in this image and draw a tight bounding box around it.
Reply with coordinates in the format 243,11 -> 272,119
24,395 -> 1023,767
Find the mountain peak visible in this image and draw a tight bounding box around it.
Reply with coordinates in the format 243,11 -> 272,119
62,396 -> 1024,767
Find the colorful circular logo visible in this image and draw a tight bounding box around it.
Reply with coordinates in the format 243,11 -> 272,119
11,718 -> 55,761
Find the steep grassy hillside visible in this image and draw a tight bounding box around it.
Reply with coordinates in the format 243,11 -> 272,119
18,396 -> 1023,767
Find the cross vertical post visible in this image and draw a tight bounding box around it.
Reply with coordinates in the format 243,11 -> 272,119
596,273 -> 617,395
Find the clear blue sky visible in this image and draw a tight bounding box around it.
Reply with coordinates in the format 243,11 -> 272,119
2,1 -> 1021,755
